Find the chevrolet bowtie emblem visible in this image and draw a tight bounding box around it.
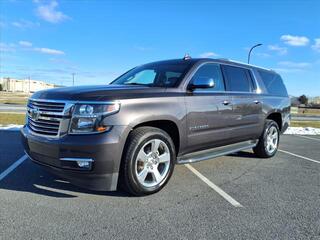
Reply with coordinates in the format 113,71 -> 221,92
30,107 -> 40,121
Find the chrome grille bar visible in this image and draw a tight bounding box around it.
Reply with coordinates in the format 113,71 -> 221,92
27,99 -> 66,136
28,100 -> 65,112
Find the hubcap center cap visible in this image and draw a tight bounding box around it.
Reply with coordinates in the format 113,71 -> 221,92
146,154 -> 159,167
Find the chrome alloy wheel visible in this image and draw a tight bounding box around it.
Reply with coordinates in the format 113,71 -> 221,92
265,126 -> 279,154
135,139 -> 171,188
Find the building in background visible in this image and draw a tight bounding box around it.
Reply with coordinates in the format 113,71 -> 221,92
0,77 -> 57,93
310,97 -> 320,105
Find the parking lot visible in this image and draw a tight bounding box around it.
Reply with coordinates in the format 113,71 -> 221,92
0,131 -> 319,240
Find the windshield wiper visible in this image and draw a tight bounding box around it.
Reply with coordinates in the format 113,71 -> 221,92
124,83 -> 148,86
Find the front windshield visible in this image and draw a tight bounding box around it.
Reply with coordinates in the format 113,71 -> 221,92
111,61 -> 192,87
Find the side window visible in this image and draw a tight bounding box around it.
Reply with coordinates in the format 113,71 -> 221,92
258,70 -> 288,96
164,71 -> 182,87
191,64 -> 225,91
222,65 -> 253,92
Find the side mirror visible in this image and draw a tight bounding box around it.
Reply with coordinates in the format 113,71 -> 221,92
188,77 -> 215,90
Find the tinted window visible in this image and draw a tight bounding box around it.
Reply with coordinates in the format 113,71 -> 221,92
222,65 -> 253,92
111,61 -> 192,87
191,64 -> 225,91
258,70 -> 288,96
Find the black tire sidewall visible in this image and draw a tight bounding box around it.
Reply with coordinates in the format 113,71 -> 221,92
127,130 -> 175,194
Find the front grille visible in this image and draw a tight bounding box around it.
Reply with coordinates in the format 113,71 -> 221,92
27,99 -> 66,136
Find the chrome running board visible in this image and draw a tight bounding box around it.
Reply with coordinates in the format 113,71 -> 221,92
177,140 -> 258,164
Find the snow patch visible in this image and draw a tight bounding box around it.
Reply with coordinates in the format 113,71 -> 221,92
0,124 -> 23,131
284,127 -> 320,135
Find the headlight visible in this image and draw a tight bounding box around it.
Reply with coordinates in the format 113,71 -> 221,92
69,103 -> 120,134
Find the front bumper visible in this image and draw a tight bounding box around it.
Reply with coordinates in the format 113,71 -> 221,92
21,125 -> 130,191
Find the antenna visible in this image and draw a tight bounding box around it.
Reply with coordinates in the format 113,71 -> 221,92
183,53 -> 191,60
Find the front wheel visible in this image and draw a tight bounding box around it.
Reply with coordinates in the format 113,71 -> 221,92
253,120 -> 280,158
120,127 -> 175,196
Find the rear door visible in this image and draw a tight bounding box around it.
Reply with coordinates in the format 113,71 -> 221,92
221,65 -> 264,141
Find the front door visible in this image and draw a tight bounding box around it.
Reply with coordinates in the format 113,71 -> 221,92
185,63 -> 233,154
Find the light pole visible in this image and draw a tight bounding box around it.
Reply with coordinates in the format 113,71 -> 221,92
248,43 -> 262,64
72,73 -> 75,86
28,76 -> 31,94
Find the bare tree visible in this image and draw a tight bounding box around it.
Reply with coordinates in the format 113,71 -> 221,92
298,95 -> 308,105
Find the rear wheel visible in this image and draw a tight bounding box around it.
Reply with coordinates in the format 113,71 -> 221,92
253,120 -> 280,158
120,127 -> 175,196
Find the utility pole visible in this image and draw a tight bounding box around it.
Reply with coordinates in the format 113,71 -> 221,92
72,73 -> 75,86
248,43 -> 262,64
28,76 -> 31,94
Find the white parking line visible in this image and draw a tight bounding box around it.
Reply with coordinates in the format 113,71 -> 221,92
295,135 -> 320,142
0,154 -> 28,181
279,149 -> 320,164
185,164 -> 243,208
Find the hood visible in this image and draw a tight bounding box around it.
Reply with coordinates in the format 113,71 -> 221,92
31,84 -> 167,101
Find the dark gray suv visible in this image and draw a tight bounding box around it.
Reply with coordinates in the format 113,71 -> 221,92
21,58 -> 290,195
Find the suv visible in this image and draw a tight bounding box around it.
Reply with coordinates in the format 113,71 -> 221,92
21,58 -> 290,195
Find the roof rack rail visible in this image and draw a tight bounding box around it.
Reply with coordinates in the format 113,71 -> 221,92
225,59 -> 274,72
216,58 -> 230,61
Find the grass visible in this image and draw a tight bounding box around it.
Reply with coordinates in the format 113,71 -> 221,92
291,121 -> 320,128
0,99 -> 28,105
0,91 -> 29,105
298,108 -> 320,115
0,113 -> 26,125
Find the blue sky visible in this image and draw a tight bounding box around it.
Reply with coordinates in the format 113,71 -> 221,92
1,0 -> 320,96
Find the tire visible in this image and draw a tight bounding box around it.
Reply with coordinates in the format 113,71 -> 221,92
253,120 -> 280,158
120,127 -> 176,196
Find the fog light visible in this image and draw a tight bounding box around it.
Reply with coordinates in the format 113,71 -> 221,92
60,158 -> 93,170
77,161 -> 91,168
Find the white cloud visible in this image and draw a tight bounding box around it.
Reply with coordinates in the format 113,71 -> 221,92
19,41 -> 33,47
0,42 -> 16,52
255,52 -> 271,58
34,47 -> 65,55
278,61 -> 311,68
280,35 -> 310,46
11,19 -> 40,29
199,52 -> 219,58
268,45 -> 288,55
273,68 -> 303,73
0,21 -> 6,28
135,46 -> 153,51
35,1 -> 70,23
311,38 -> 320,52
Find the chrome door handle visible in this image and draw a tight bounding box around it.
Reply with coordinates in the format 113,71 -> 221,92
223,100 -> 230,105
253,100 -> 260,104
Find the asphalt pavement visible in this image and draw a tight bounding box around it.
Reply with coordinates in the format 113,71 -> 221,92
0,104 -> 26,113
0,131 -> 319,239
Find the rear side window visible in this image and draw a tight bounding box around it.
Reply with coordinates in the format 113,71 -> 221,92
221,65 -> 253,92
258,70 -> 288,96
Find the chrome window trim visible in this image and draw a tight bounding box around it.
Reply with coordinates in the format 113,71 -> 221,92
183,61 -> 263,94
